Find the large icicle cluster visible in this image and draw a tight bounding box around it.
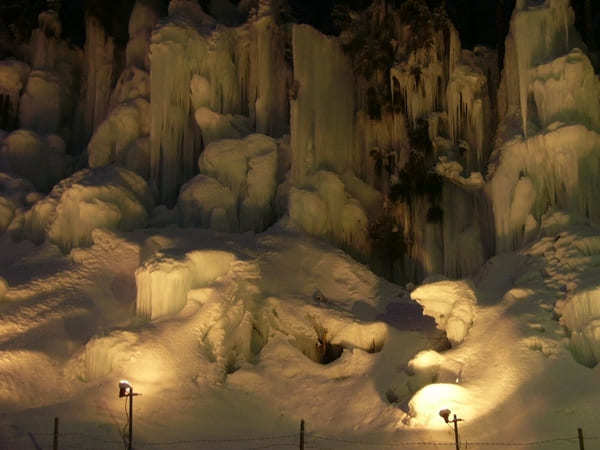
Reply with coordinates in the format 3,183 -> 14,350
446,48 -> 494,171
390,25 -> 461,128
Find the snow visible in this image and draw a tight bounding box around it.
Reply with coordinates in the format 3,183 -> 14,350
194,106 -> 253,144
0,60 -> 30,124
22,166 -> 154,252
410,280 -> 476,345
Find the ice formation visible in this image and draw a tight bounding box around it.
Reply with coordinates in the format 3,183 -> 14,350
126,0 -> 160,70
446,48 -> 493,170
179,134 -> 279,232
390,25 -> 461,127
150,1 -> 289,204
290,25 -> 355,184
0,172 -> 38,235
410,279 -> 476,345
79,15 -> 117,145
23,166 -> 154,252
18,70 -> 65,135
0,130 -> 68,191
0,60 -> 30,128
503,0 -> 574,136
288,171 -> 376,256
136,248 -> 238,320
87,98 -> 151,177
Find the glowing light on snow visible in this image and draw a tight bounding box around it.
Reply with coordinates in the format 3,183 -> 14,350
408,383 -> 471,429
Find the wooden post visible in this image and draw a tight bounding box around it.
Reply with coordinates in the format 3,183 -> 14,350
453,414 -> 460,450
578,428 -> 585,450
299,419 -> 304,450
53,417 -> 59,450
128,392 -> 133,450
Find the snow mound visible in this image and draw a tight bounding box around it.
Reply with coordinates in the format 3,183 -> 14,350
179,134 -> 279,232
80,331 -> 139,380
288,171 -> 372,256
177,175 -> 237,231
18,70 -> 65,135
0,172 -> 38,235
88,98 -> 151,179
0,130 -> 68,191
194,107 -> 252,145
556,286 -> 600,368
410,280 -> 476,345
23,166 -> 154,252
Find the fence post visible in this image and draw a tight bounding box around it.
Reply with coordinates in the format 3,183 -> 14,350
578,428 -> 584,450
299,419 -> 304,450
53,417 -> 59,450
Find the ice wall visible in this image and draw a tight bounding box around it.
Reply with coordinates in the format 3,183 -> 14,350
290,25 -> 355,184
78,15 -> 117,147
126,0 -> 160,70
150,1 -> 289,204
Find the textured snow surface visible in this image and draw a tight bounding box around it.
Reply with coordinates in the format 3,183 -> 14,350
0,220 -> 599,448
22,166 -> 154,252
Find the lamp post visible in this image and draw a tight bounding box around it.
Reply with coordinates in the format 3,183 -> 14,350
439,409 -> 463,450
119,380 -> 141,450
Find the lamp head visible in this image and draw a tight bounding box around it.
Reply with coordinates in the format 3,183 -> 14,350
439,408 -> 451,423
119,380 -> 132,398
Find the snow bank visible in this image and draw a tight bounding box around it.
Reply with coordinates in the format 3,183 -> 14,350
23,166 -> 154,252
410,280 -> 476,345
0,130 -> 68,191
179,134 -> 279,232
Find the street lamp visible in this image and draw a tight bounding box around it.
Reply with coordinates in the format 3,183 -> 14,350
439,408 -> 463,450
119,380 -> 141,450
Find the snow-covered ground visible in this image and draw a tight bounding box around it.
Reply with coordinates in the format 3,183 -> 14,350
0,213 -> 599,449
